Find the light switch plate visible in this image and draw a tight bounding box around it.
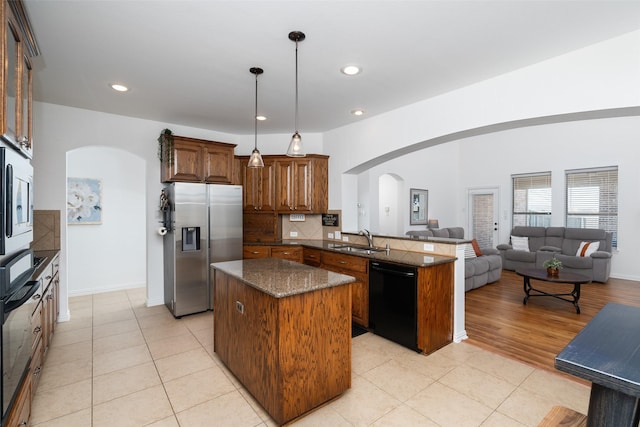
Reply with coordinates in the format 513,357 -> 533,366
328,232 -> 334,239
335,231 -> 341,239
423,243 -> 434,252
289,214 -> 305,222
290,231 -> 298,237
342,236 -> 349,242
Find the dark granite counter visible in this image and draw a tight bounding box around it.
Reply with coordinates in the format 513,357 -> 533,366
245,239 -> 456,268
211,258 -> 355,298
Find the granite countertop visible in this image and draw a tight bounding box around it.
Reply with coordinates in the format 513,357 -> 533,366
211,258 -> 356,298
245,240 -> 456,268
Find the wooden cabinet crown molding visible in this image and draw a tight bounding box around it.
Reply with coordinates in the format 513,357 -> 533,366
7,0 -> 39,57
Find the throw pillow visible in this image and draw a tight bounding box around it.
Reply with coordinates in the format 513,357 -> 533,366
511,235 -> 530,252
577,241 -> 600,257
464,243 -> 477,259
471,239 -> 483,257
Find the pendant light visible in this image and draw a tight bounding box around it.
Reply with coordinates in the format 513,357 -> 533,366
248,67 -> 265,168
286,31 -> 306,157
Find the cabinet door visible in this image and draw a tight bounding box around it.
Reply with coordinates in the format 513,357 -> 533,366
163,140 -> 203,182
291,158 -> 312,211
1,16 -> 19,145
204,143 -> 234,184
321,251 -> 369,327
243,158 -> 275,211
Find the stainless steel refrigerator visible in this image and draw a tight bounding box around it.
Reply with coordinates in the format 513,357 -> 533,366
163,183 -> 242,317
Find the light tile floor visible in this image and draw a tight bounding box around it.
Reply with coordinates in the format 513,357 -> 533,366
31,288 -> 590,426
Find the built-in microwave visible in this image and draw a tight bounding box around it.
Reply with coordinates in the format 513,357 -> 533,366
0,146 -> 33,256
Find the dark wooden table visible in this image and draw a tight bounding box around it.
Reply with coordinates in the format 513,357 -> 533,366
556,303 -> 640,427
516,268 -> 590,313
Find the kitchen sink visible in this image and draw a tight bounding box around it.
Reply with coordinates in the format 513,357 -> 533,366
330,245 -> 386,255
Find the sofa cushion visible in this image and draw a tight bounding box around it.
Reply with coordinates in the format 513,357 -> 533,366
432,229 -> 449,238
511,236 -> 530,252
545,227 -> 565,249
577,241 -> 600,257
510,226 -> 546,251
447,227 -> 465,239
506,249 -> 537,263
557,253 -> 593,269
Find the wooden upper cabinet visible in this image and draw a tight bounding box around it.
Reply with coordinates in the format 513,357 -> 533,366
274,155 -> 328,213
238,154 -> 328,214
1,0 -> 37,158
161,135 -> 236,183
241,157 -> 276,212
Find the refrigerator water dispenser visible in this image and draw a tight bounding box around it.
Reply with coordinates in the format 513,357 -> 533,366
182,227 -> 200,251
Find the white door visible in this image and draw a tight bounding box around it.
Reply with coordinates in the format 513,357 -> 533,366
467,188 -> 500,249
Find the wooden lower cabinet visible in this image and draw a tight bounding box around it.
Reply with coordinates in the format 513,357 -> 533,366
213,270 -> 351,425
321,251 -> 369,327
5,375 -> 30,427
417,262 -> 454,354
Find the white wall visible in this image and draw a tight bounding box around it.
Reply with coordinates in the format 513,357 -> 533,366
66,147 -> 146,295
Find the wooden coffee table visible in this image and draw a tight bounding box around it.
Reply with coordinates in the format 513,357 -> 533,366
516,268 -> 591,314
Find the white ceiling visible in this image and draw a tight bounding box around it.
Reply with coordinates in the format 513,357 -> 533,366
25,1 -> 640,136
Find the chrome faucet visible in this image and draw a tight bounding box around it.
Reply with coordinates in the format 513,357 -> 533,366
359,229 -> 374,248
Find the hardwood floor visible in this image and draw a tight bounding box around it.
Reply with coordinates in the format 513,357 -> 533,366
465,270 -> 640,376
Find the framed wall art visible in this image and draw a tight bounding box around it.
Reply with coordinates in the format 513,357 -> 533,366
410,188 -> 428,225
67,177 -> 102,224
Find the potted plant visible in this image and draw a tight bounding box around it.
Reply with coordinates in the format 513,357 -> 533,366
543,257 -> 563,276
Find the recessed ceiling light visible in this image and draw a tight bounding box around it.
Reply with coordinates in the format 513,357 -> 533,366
110,83 -> 129,92
256,115 -> 266,121
341,65 -> 361,76
351,109 -> 365,116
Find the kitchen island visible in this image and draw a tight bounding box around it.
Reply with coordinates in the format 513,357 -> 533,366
211,258 -> 355,425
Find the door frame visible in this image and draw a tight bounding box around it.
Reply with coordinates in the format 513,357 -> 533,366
467,187 -> 500,246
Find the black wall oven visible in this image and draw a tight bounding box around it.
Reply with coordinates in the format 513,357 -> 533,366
1,249 -> 39,424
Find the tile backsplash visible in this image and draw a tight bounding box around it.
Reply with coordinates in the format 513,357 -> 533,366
32,210 -> 61,251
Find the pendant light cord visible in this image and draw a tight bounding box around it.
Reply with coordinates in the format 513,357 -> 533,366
294,40 -> 299,134
254,72 -> 259,150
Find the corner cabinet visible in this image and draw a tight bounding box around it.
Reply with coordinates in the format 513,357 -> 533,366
238,154 -> 328,214
1,0 -> 38,158
161,135 -> 236,184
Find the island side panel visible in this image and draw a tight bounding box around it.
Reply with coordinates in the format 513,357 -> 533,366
213,270 -> 278,407
278,285 -> 352,423
417,262 -> 454,354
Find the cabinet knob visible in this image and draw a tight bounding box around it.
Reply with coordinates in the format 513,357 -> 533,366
33,326 -> 41,334
33,294 -> 41,300
46,275 -> 52,280
339,261 -> 347,264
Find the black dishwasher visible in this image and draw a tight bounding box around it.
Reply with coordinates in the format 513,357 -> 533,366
369,261 -> 419,352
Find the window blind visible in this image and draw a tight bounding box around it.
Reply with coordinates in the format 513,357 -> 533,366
512,172 -> 552,227
566,166 -> 618,247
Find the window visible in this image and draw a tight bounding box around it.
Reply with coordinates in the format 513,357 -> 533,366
512,172 -> 552,227
566,166 -> 618,248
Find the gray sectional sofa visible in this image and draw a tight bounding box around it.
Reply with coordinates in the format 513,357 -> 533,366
406,227 -> 503,291
497,226 -> 613,282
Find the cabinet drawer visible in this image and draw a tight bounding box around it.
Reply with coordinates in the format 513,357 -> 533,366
322,251 -> 369,274
243,245 -> 271,259
270,246 -> 302,263
303,248 -> 322,267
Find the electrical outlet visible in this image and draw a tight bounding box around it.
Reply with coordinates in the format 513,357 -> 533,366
289,214 -> 305,222
328,232 -> 334,239
423,243 -> 434,252
342,236 -> 349,242
335,231 -> 341,239
290,231 -> 298,237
